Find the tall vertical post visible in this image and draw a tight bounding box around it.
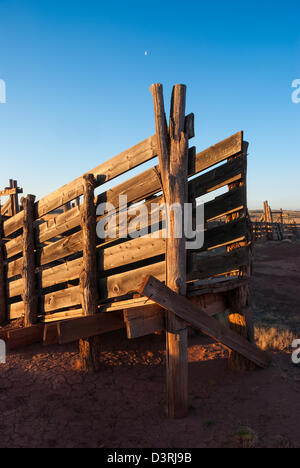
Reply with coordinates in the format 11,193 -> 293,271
79,174 -> 101,372
0,215 -> 7,324
280,208 -> 283,225
21,195 -> 38,327
150,83 -> 189,418
10,180 -> 19,215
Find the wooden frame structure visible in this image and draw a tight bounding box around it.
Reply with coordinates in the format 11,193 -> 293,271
0,84 -> 269,418
0,180 -> 22,217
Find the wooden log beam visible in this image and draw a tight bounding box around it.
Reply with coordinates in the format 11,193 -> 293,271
4,324 -> 44,350
21,195 -> 38,327
58,311 -> 124,345
150,83 -> 189,418
139,275 -> 270,369
78,174 -> 101,372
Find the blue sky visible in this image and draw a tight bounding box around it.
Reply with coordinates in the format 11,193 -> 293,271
0,0 -> 299,209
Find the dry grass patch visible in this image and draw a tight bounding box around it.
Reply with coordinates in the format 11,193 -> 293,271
255,326 -> 295,352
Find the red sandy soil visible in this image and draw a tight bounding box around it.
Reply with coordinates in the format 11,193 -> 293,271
0,242 -> 300,448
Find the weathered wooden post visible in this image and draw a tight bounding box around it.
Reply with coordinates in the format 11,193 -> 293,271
0,215 -> 7,324
21,195 -> 38,327
78,174 -> 101,372
280,208 -> 283,225
10,180 -> 20,216
150,83 -> 189,418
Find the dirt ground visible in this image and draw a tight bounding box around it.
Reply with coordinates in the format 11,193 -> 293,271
0,242 -> 300,448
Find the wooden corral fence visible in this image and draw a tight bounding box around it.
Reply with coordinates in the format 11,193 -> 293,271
252,201 -> 300,241
0,84 -> 269,418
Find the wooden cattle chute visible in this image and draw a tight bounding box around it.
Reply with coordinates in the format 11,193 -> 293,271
252,202 -> 300,241
0,84 -> 269,418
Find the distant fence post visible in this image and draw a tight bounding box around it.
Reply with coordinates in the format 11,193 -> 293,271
21,195 -> 38,327
150,83 -> 189,418
78,174 -> 101,372
10,179 -> 20,215
0,215 -> 7,324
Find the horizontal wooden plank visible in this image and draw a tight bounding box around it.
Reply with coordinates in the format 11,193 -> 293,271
139,275 -> 270,369
57,311 -> 124,344
5,234 -> 24,259
0,187 -> 23,196
99,296 -> 157,312
190,130 -> 243,175
124,305 -> 165,339
198,217 -> 250,253
42,309 -> 84,323
2,210 -> 23,237
36,206 -> 81,245
188,277 -> 249,296
188,246 -> 250,281
38,231 -> 82,267
5,324 -> 44,350
8,257 -> 82,298
189,154 -> 245,200
204,186 -> 244,221
99,260 -> 165,300
43,285 -> 81,313
9,301 -> 24,320
98,235 -> 166,273
7,257 -> 23,279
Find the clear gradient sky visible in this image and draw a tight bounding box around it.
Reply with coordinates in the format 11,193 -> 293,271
0,0 -> 299,209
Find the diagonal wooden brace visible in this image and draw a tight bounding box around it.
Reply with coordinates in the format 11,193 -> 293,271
139,275 -> 270,369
